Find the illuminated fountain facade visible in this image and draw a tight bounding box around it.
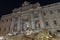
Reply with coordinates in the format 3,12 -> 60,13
0,1 -> 60,37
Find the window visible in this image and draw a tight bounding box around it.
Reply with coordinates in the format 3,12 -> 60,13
53,20 -> 57,25
45,21 -> 49,26
50,11 -> 53,14
57,9 -> 60,12
57,30 -> 60,32
11,18 -> 12,21
43,12 -> 46,15
4,28 -> 6,31
6,19 -> 8,22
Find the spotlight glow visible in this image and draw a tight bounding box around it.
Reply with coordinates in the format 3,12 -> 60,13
8,33 -> 12,36
0,36 -> 4,40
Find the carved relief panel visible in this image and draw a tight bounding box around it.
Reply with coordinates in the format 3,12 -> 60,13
21,14 -> 31,32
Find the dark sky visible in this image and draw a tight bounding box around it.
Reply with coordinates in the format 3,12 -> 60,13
0,0 -> 60,17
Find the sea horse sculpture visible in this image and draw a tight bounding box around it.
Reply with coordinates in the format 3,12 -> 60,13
21,28 -> 60,40
5,28 -> 60,40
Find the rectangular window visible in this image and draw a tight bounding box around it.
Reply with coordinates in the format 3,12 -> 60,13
50,11 -> 53,14
54,20 -> 57,25
11,18 -> 12,21
58,9 -> 60,12
6,19 -> 8,22
3,27 -> 6,31
45,21 -> 49,26
43,12 -> 46,15
57,30 -> 60,32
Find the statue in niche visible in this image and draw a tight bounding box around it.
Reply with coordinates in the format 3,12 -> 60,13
22,18 -> 31,32
23,21 -> 30,31
35,20 -> 40,29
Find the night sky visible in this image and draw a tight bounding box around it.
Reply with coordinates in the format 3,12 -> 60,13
0,0 -> 60,17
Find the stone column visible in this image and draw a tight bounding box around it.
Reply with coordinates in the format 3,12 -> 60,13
39,11 -> 45,29
17,17 -> 21,32
48,10 -> 55,33
31,13 -> 35,30
17,16 -> 23,33
20,16 -> 23,33
10,18 -> 14,33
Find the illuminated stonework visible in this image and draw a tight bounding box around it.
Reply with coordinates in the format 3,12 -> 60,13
0,1 -> 60,36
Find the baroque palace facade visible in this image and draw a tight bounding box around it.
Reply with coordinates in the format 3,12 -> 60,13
0,1 -> 60,36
